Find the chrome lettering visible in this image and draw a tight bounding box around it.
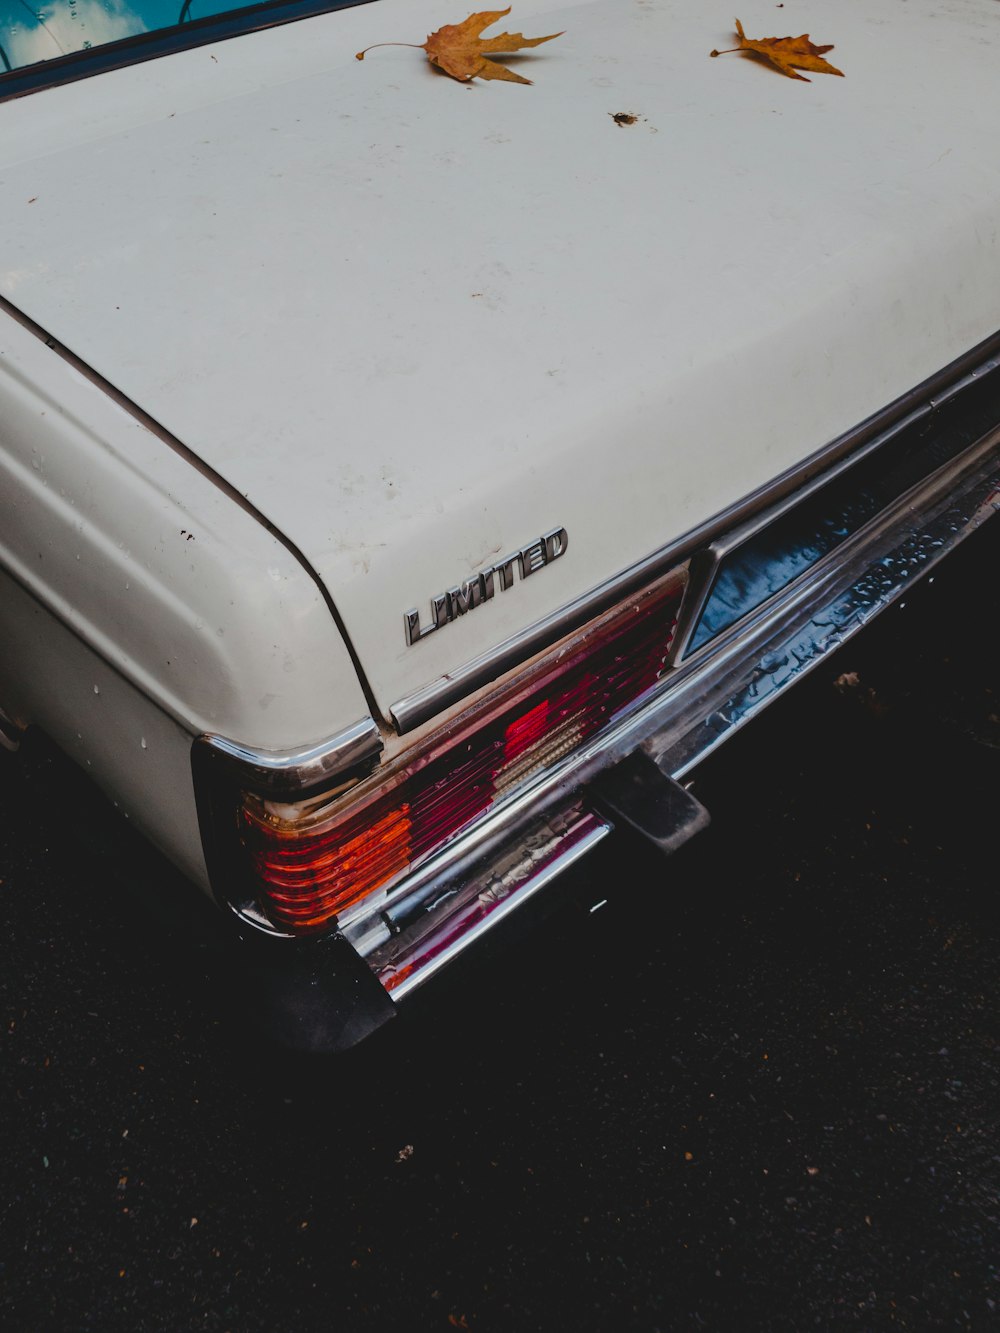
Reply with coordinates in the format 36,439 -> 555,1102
404,527 -> 568,646
543,527 -> 569,562
518,540 -> 546,578
446,572 -> 492,619
493,555 -> 518,591
404,607 -> 436,646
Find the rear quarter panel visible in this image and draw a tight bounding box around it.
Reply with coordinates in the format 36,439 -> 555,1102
0,311 -> 371,889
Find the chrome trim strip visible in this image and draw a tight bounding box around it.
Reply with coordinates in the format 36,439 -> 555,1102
684,342 -> 996,573
222,898 -> 297,938
390,333 -> 1000,733
345,431 -> 999,965
370,810 -> 612,1001
198,717 -> 382,795
700,405 -> 938,566
666,548 -> 721,666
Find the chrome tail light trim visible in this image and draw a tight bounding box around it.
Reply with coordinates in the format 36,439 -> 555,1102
196,718 -> 382,796
192,717 -> 384,935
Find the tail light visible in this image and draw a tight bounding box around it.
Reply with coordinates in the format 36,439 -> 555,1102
233,570 -> 685,933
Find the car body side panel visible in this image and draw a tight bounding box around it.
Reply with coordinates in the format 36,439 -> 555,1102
0,565 -> 210,889
0,314 -> 371,755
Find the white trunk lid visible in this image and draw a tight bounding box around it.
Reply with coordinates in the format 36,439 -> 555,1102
3,0 -> 1000,722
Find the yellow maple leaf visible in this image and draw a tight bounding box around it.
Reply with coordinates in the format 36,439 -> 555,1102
710,17 -> 844,82
356,6 -> 564,85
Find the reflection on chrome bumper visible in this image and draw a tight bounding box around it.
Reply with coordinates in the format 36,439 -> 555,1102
367,803 -> 612,1000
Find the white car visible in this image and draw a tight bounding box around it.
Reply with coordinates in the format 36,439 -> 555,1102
2,0 -> 998,1048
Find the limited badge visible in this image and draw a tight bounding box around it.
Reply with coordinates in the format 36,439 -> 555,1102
404,527 -> 568,647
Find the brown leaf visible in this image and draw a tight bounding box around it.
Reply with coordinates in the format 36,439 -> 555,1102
356,7 -> 563,85
710,17 -> 844,82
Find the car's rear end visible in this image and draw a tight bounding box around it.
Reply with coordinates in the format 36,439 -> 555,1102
191,334 -> 1000,1044
2,0 -> 999,1047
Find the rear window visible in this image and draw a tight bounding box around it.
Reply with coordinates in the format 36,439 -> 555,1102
1,0 -> 368,96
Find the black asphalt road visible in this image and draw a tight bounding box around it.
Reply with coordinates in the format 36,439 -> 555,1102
2,524 -> 998,1332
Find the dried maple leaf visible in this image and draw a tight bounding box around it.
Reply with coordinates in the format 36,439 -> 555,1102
710,18 -> 844,81
356,7 -> 563,85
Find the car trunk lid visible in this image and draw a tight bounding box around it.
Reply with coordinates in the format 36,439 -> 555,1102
3,0 -> 1000,725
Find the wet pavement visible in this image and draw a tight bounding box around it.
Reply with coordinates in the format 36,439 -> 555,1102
1,524 -> 998,1332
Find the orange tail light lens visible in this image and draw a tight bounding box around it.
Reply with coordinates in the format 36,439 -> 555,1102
239,572 -> 685,932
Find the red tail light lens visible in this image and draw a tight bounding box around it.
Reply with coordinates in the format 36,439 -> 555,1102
239,571 -> 685,931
